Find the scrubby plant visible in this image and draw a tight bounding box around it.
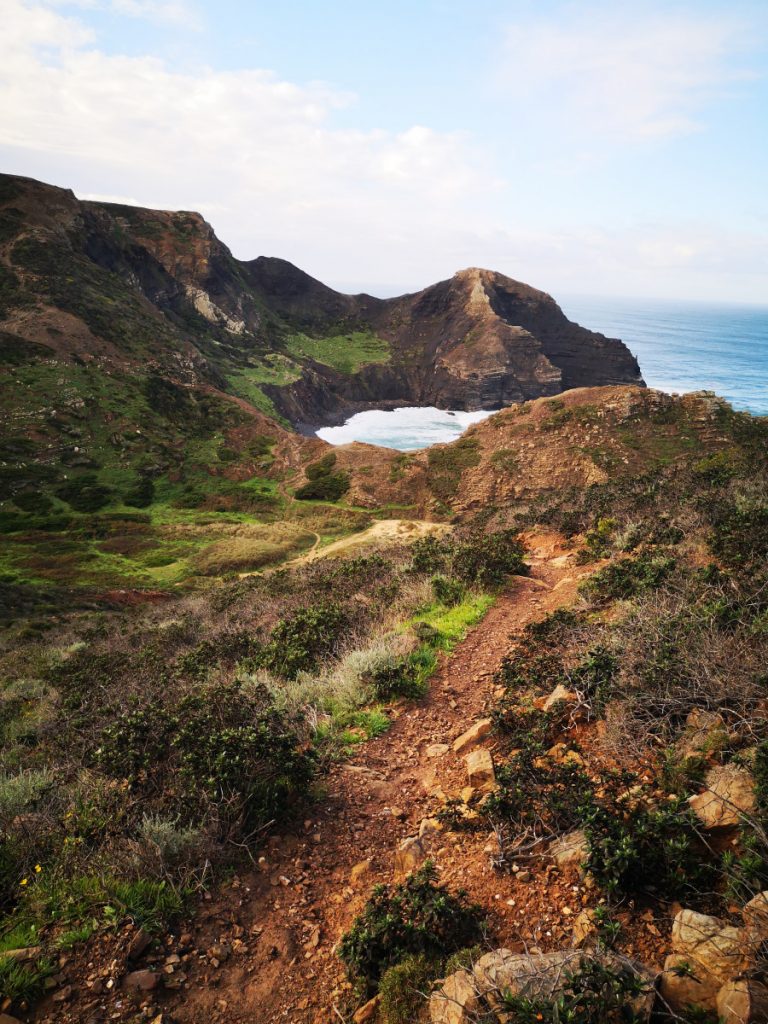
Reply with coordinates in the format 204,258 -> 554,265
580,553 -> 675,603
365,651 -> 428,702
258,602 -> 349,678
378,953 -> 435,1024
582,782 -> 716,902
452,529 -> 527,587
430,574 -> 465,606
338,862 -> 484,994
295,452 -> 350,501
409,535 -> 450,575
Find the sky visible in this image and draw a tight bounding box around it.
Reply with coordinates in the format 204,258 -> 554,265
1,0 -> 767,303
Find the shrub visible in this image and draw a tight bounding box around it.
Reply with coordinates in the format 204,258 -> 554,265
430,575 -> 465,606
452,529 -> 527,587
56,473 -> 113,512
258,602 -> 349,678
365,652 -> 427,702
580,554 -> 675,603
409,535 -> 450,575
378,954 -> 435,1024
338,862 -> 484,994
124,477 -> 155,508
484,748 -> 592,840
137,814 -> 209,876
583,785 -> 716,901
295,453 -> 350,502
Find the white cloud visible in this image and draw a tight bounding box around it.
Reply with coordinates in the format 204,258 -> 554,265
0,0 -> 765,304
500,7 -> 753,141
0,0 -> 495,273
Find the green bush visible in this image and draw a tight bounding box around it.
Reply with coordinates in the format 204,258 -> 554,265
409,535 -> 450,575
124,477 -> 155,508
583,785 -> 716,901
430,574 -> 465,606
258,602 -> 348,678
366,653 -> 428,702
452,530 -> 527,587
580,554 -> 675,603
338,862 -> 484,994
56,473 -> 113,513
96,682 -> 314,839
295,452 -> 350,502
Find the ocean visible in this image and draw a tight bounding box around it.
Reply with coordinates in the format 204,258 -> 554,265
561,295 -> 768,417
317,296 -> 768,450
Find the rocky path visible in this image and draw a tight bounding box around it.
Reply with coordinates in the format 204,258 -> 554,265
154,532 -> 592,1024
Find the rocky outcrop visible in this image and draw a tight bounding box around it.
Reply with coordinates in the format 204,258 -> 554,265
0,173 -> 644,434
431,949 -> 656,1024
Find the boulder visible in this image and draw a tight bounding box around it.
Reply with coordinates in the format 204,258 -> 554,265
419,817 -> 444,838
394,835 -> 428,880
429,968 -> 479,1024
548,829 -> 588,870
453,719 -> 493,754
659,909 -> 747,1013
465,748 -> 495,792
473,949 -> 654,1019
689,764 -> 755,829
717,978 -> 768,1024
743,890 -> 768,948
426,743 -> 450,758
542,684 -> 577,712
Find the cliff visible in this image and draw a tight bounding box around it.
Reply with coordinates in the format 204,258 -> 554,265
0,172 -> 642,437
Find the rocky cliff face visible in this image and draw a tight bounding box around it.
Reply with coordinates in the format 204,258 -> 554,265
0,173 -> 643,437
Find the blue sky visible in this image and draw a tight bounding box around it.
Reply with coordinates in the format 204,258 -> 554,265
1,0 -> 766,302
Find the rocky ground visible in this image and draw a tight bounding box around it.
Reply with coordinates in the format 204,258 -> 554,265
19,532 -> 665,1024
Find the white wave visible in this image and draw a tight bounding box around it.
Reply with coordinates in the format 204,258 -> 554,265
316,406 -> 495,451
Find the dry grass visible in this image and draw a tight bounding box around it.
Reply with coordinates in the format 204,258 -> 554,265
193,524 -> 315,574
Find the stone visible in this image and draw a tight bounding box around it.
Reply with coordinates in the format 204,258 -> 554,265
548,829 -> 588,870
572,908 -> 598,948
659,909 -> 747,1012
430,968 -> 478,1024
743,890 -> 768,948
689,765 -> 755,829
676,709 -> 730,760
452,719 -> 492,755
124,969 -> 160,992
127,928 -> 152,961
419,817 -> 444,838
353,994 -> 381,1023
465,748 -> 495,792
426,743 -> 450,758
542,684 -> 577,712
394,835 -> 428,880
660,954 -> 721,1013
717,978 -> 768,1024
472,949 -> 655,1020
349,859 -> 372,887
0,946 -> 41,964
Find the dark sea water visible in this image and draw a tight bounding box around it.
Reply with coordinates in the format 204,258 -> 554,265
560,295 -> 768,417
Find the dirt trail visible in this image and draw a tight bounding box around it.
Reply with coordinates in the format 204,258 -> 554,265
159,531 -> 595,1024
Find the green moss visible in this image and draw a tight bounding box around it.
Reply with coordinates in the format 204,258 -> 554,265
286,330 -> 390,374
